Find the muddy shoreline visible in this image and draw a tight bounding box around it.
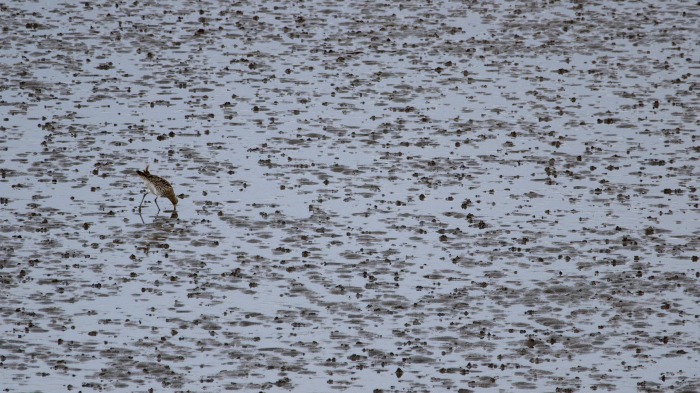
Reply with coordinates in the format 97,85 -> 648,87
1,1 -> 698,392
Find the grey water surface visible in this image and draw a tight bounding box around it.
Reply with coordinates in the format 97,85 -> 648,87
1,0 -> 699,392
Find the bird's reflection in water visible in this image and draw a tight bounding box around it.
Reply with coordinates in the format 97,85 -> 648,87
137,208 -> 178,224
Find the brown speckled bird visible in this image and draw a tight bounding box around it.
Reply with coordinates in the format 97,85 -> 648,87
136,164 -> 178,211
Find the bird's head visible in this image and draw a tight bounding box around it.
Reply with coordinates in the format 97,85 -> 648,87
166,191 -> 178,207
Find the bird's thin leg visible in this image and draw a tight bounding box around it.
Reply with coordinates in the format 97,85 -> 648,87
154,197 -> 161,211
139,193 -> 147,210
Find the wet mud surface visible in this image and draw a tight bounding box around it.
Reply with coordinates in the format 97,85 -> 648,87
1,1 -> 699,392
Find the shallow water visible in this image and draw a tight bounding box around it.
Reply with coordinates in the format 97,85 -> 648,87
1,0 -> 699,392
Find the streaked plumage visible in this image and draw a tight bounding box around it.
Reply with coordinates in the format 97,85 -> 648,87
136,164 -> 178,210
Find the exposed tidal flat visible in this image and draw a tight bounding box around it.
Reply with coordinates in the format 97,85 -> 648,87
0,1 -> 698,392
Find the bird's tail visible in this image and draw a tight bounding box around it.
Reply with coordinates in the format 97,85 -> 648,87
136,164 -> 150,178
